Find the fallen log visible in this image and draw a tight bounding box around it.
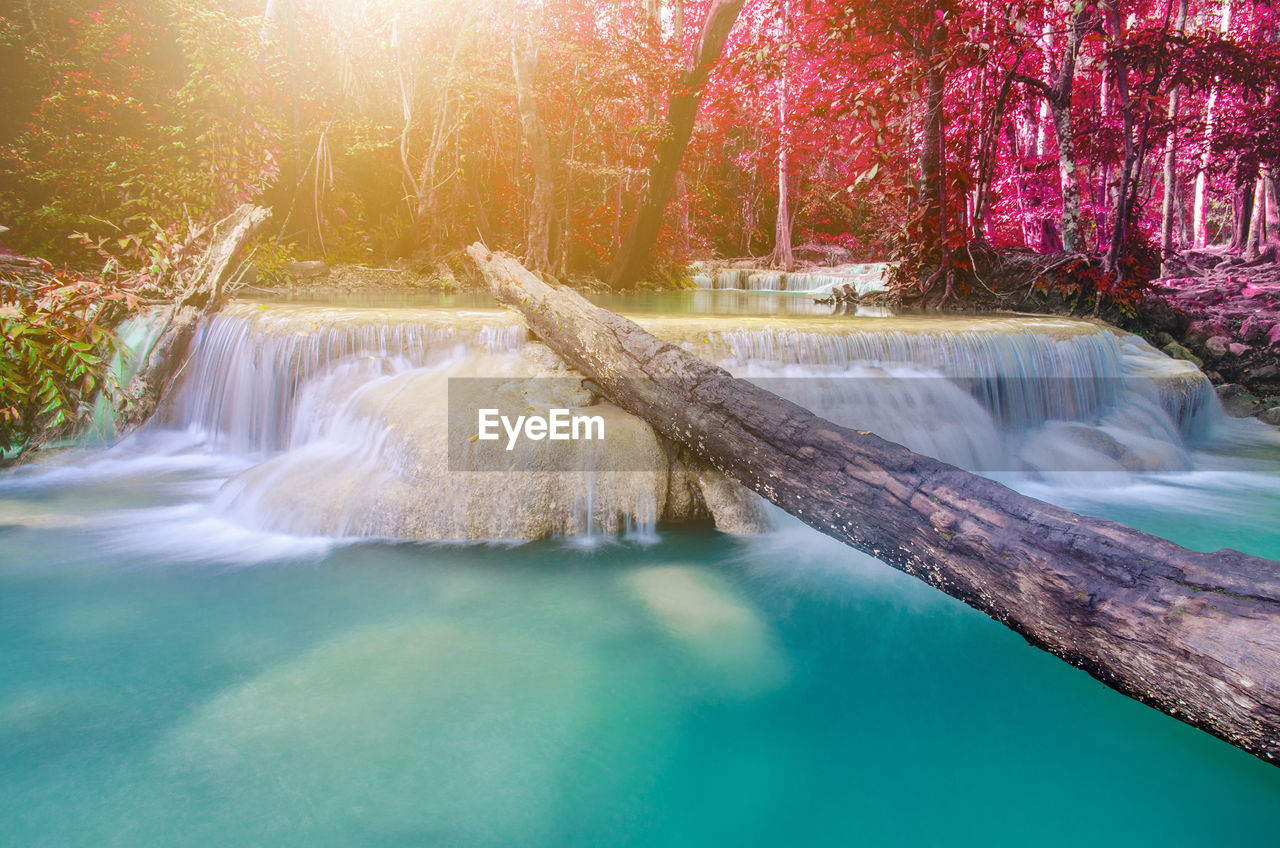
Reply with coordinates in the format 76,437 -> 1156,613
466,243 -> 1280,765
119,204 -> 271,432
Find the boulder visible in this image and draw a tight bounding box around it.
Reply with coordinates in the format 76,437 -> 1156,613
1228,343 -> 1251,358
1239,314 -> 1269,344
1136,296 -> 1186,334
1259,407 -> 1280,427
1204,335 -> 1231,359
1216,383 -> 1260,418
1250,364 -> 1280,383
1161,341 -> 1202,368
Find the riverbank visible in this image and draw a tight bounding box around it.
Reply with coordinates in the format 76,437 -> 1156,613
1138,249 -> 1280,421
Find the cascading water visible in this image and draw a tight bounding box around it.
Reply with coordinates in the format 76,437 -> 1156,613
128,300 -> 1247,544
690,262 -> 890,294
163,304 -> 526,453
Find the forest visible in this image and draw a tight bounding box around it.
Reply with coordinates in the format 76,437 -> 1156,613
3,2 -> 1280,842
3,0 -> 1279,448
5,0 -> 1278,266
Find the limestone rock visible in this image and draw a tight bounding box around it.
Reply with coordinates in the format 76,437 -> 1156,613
218,350 -> 766,540
696,469 -> 771,534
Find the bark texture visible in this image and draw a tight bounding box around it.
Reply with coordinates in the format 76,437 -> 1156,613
607,0 -> 745,288
468,242 -> 1280,766
915,20 -> 947,258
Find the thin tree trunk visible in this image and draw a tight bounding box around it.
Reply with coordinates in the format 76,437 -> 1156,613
468,243 -> 1280,768
1017,1 -> 1087,253
1161,0 -> 1189,254
916,20 -> 947,265
1267,174 -> 1280,248
1229,168 -> 1254,252
512,38 -> 556,273
1193,0 -> 1234,248
607,0 -> 746,288
1105,2 -> 1137,274
1245,176 -> 1266,256
466,164 -> 495,246
770,0 -> 794,271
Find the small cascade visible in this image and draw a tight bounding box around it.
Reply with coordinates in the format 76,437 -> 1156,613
691,263 -> 890,294
164,303 -> 525,453
634,314 -> 1215,438
213,353 -> 675,541
86,311 -> 171,442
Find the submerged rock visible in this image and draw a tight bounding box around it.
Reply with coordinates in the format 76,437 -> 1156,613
1215,383 -> 1260,418
623,566 -> 788,696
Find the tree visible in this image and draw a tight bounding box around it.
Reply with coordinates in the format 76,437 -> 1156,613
1161,0 -> 1190,254
1192,0 -> 1233,248
769,0 -> 794,271
1014,0 -> 1091,253
512,30 -> 556,273
607,0 -> 746,288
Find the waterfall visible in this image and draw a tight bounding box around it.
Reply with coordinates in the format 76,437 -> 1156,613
153,302 -> 1230,540
690,263 -> 890,294
163,303 -> 525,453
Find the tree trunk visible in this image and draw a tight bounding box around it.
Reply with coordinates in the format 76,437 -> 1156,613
1018,1 -> 1087,253
1105,2 -> 1137,275
1246,174 -> 1266,256
607,0 -> 746,288
1193,0 -> 1234,248
512,38 -> 555,273
1267,174 -> 1280,249
916,20 -> 947,262
467,242 -> 1280,766
770,0 -> 794,271
466,163 -> 495,247
1048,96 -> 1081,253
1161,0 -> 1190,254
1230,174 -> 1254,252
